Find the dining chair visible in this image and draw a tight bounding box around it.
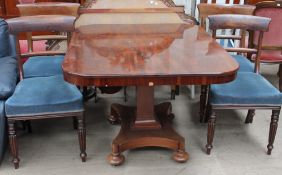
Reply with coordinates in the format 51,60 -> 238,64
17,2 -> 95,101
16,2 -> 80,78
204,14 -> 282,155
5,15 -> 86,169
197,3 -> 255,122
251,0 -> 282,90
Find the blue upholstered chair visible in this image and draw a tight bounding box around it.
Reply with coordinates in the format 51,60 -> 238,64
204,14 -> 282,155
5,15 -> 86,169
197,4 -> 256,122
16,2 -> 80,79
0,19 -> 18,165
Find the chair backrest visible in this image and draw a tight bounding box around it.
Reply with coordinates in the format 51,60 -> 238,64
208,14 -> 271,73
197,3 -> 255,29
17,2 -> 80,52
252,1 -> 282,52
6,15 -> 76,80
17,2 -> 80,17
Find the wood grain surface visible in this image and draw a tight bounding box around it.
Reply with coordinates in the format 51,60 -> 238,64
63,23 -> 239,86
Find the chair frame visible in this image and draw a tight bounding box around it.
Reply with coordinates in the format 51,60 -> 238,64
203,14 -> 280,155
17,2 -> 80,52
6,15 -> 86,169
251,0 -> 282,90
197,3 -> 255,123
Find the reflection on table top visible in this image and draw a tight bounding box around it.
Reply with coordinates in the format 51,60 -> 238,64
75,0 -> 184,27
62,23 -> 238,86
91,0 -> 168,9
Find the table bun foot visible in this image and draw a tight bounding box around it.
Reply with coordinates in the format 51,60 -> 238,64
172,149 -> 189,163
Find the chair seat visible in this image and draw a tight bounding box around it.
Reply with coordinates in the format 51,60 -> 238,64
211,72 -> 282,106
0,56 -> 18,99
23,55 -> 64,78
232,55 -> 254,72
260,51 -> 282,63
5,75 -> 83,117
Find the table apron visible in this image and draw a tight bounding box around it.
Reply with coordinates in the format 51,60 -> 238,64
63,72 -> 237,87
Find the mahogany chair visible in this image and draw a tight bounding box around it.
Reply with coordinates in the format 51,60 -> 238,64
17,2 -> 79,58
204,14 -> 282,155
197,3 -> 255,122
252,0 -> 282,91
191,0 -> 242,20
17,2 -> 95,100
5,15 -> 86,169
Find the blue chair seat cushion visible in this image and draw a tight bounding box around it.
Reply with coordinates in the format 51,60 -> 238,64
23,55 -> 64,78
0,56 -> 18,99
211,72 -> 282,105
5,75 -> 83,117
232,55 -> 254,72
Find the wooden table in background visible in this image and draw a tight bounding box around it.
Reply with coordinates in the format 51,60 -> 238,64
62,21 -> 238,165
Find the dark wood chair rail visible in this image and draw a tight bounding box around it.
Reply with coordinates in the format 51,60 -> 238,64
6,15 -> 76,34
208,14 -> 271,31
16,2 -> 80,17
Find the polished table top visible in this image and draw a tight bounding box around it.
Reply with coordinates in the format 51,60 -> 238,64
62,23 -> 239,87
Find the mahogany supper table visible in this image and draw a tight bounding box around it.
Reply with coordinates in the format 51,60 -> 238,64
62,23 -> 239,165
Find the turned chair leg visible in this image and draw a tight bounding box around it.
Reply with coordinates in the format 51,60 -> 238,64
206,109 -> 216,155
8,120 -> 20,169
171,86 -> 176,100
26,121 -> 32,133
77,114 -> 87,162
245,109 -> 255,124
278,64 -> 282,91
200,85 -> 208,123
82,86 -> 97,102
124,86 -> 127,102
205,103 -> 211,123
72,116 -> 78,130
267,109 -> 280,155
94,87 -> 98,103
175,85 -> 180,95
171,85 -> 180,100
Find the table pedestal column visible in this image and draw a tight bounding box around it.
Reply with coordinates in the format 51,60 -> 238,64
107,86 -> 189,166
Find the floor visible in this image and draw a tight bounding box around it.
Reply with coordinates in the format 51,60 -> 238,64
1,65 -> 282,175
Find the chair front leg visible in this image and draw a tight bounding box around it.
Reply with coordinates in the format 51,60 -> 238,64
267,109 -> 280,155
206,108 -> 216,155
245,109 -> 255,124
72,116 -> 78,130
200,85 -> 209,123
278,64 -> 282,92
124,86 -> 127,102
77,114 -> 87,162
171,85 -> 176,100
8,120 -> 20,169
